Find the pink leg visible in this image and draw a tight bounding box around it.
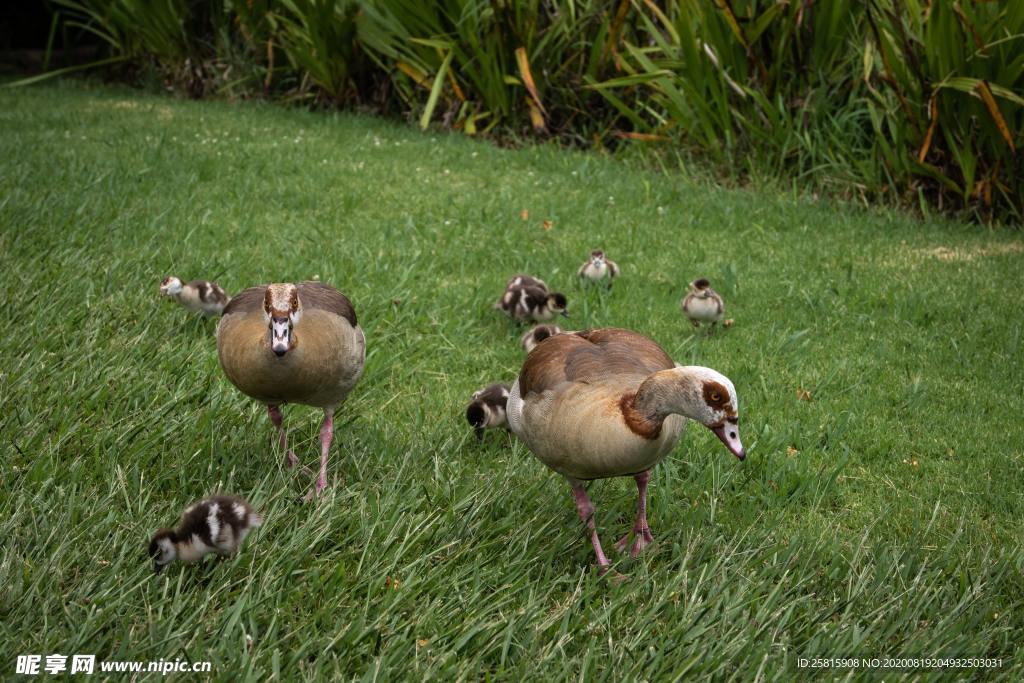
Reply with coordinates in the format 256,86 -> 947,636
570,480 -> 610,571
304,410 -> 333,501
267,405 -> 299,468
615,470 -> 654,557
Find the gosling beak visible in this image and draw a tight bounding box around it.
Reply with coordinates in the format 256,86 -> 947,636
270,316 -> 291,357
153,560 -> 164,575
474,426 -> 484,442
560,310 -> 570,319
711,424 -> 746,461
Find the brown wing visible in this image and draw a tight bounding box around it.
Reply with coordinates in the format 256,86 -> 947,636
518,328 -> 674,396
297,281 -> 358,327
222,285 -> 267,316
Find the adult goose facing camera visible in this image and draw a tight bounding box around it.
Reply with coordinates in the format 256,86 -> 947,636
217,281 -> 365,499
507,328 -> 744,570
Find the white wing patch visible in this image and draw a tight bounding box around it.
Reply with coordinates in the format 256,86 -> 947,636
206,503 -> 221,544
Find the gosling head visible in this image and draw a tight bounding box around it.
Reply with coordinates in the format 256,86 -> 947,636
465,402 -> 488,441
521,324 -> 563,352
263,283 -> 301,357
148,529 -> 178,575
548,292 -> 569,318
160,276 -> 183,297
690,278 -> 712,297
590,249 -> 606,266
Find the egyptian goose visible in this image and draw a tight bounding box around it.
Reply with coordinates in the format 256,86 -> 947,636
507,328 -> 745,570
520,324 -> 565,353
495,274 -> 569,323
149,495 -> 262,574
465,383 -> 511,440
160,276 -> 230,316
577,249 -> 620,287
217,281 -> 365,499
681,278 -> 724,328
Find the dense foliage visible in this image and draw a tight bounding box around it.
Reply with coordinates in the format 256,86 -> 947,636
46,1 -> 1024,221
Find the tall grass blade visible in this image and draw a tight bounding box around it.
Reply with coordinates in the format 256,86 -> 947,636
420,49 -> 453,130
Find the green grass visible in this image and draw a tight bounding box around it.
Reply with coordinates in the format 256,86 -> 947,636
1,80 -> 1023,680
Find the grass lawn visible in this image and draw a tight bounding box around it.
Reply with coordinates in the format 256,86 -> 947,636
2,81 -> 1023,680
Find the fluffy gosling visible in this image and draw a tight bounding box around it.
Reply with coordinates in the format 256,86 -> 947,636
681,278 -> 725,328
465,383 -> 511,441
148,495 -> 262,574
520,324 -> 564,353
495,275 -> 569,323
160,276 -> 230,316
577,249 -> 620,287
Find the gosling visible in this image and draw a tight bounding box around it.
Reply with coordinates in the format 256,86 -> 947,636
160,276 -> 230,316
148,495 -> 263,574
681,278 -> 724,328
465,383 -> 511,441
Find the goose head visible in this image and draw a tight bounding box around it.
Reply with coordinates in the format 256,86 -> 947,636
263,283 -> 302,357
634,366 -> 745,460
590,249 -> 606,267
148,529 -> 178,574
160,276 -> 183,297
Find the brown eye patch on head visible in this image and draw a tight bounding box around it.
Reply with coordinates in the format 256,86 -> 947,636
263,288 -> 273,314
289,288 -> 299,312
702,380 -> 731,410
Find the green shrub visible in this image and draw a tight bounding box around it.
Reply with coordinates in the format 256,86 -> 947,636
357,0 -> 628,136
37,0 -> 1024,222
588,0 -> 1023,221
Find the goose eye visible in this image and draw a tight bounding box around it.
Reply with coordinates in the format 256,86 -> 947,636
710,392 -> 721,402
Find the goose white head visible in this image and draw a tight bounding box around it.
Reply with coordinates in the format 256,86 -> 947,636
160,276 -> 183,297
636,365 -> 745,460
263,283 -> 302,357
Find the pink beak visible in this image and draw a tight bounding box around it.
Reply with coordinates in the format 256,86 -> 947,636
711,424 -> 746,461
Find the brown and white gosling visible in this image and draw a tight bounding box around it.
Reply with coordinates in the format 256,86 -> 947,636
148,495 -> 263,574
507,328 -> 744,571
520,324 -> 565,353
577,249 -> 620,287
217,282 -> 365,499
495,275 -> 569,323
160,276 -> 230,316
681,278 -> 725,328
465,383 -> 511,441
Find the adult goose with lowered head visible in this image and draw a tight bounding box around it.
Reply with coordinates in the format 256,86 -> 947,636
217,281 -> 365,499
507,328 -> 745,570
